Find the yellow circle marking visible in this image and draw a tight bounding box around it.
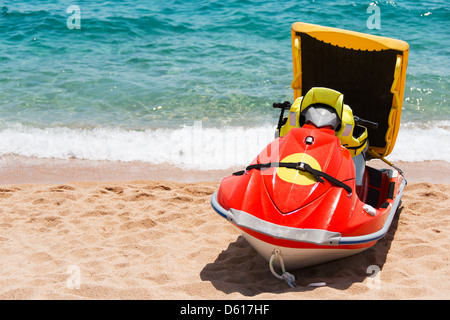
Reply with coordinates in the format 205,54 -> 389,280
277,153 -> 322,186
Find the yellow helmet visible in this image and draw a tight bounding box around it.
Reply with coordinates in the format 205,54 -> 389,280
280,87 -> 368,157
300,87 -> 344,121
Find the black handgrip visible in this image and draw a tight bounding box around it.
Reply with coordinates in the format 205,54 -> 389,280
273,101 -> 291,109
354,116 -> 378,129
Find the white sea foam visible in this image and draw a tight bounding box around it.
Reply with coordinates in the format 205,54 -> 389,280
0,121 -> 449,170
388,121 -> 450,162
0,122 -> 275,170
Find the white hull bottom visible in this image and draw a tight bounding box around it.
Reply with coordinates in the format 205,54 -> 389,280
241,231 -> 368,270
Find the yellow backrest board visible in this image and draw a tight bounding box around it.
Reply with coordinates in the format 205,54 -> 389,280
290,22 -> 409,158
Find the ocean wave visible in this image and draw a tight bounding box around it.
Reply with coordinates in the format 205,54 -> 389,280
0,121 -> 449,170
1,0 -> 449,169
388,121 -> 450,162
0,122 -> 276,170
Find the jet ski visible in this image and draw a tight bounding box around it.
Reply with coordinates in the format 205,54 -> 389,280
211,22 -> 409,286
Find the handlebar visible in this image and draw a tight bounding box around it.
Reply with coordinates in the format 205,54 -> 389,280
273,101 -> 379,130
353,116 -> 378,129
273,101 -> 291,109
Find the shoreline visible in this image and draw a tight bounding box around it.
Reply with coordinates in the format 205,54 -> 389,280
1,155 -> 450,185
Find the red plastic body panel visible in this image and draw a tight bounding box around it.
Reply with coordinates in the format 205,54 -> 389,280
216,124 -> 402,250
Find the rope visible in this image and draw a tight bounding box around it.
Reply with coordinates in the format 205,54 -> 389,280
269,249 -> 297,288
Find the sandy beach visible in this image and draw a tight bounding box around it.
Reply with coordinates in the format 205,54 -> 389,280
0,156 -> 449,300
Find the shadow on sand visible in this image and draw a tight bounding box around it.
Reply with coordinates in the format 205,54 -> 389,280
200,207 -> 402,296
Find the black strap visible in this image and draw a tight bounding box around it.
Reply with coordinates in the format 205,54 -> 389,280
233,161 -> 352,194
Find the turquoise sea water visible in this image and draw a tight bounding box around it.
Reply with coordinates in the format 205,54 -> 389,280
0,0 -> 449,168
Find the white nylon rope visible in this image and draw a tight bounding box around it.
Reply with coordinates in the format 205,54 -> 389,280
269,249 -> 297,288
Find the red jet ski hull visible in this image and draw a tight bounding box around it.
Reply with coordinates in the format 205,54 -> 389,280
211,126 -> 405,269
